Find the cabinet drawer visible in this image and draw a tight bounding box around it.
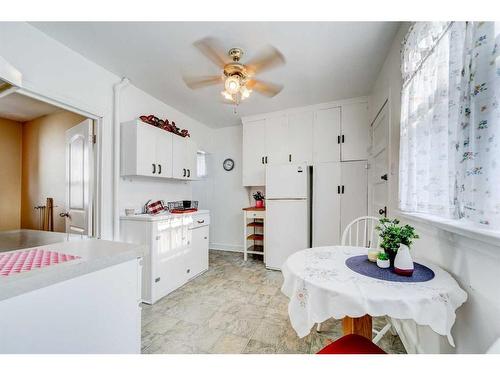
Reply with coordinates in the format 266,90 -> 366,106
245,210 -> 265,219
191,213 -> 210,229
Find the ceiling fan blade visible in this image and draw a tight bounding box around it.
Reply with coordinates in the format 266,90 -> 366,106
246,45 -> 285,75
193,37 -> 231,68
247,79 -> 283,97
183,75 -> 223,89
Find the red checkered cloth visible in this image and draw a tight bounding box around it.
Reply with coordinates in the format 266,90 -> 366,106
0,249 -> 81,277
146,200 -> 166,215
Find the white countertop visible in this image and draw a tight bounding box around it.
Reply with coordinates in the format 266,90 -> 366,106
120,209 -> 209,222
0,236 -> 145,302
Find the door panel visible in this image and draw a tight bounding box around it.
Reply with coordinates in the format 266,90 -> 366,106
288,111 -> 313,164
341,102 -> 369,161
243,119 -> 266,186
185,138 -> 198,180
313,162 -> 341,246
265,115 -> 288,165
155,130 -> 173,178
136,124 -> 157,176
313,107 -> 341,163
172,135 -> 186,179
189,225 -> 209,278
340,161 -> 368,235
265,199 -> 309,270
65,119 -> 93,235
369,102 -> 389,218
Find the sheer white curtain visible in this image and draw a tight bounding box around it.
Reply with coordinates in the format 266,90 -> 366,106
399,22 -> 500,229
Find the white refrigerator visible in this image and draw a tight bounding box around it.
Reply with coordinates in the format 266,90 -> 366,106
265,164 -> 311,270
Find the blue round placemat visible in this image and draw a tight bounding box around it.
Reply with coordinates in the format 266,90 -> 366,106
345,255 -> 435,282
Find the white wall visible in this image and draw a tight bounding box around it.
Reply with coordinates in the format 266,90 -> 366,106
0,22 -> 213,239
203,125 -> 258,251
370,23 -> 500,353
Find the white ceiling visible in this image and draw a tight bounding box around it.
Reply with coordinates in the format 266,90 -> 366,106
31,22 -> 399,128
0,92 -> 61,122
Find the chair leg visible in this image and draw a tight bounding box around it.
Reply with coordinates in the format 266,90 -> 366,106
372,323 -> 391,344
316,323 -> 322,332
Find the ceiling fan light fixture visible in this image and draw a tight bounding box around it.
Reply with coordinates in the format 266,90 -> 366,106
221,90 -> 234,101
224,75 -> 241,94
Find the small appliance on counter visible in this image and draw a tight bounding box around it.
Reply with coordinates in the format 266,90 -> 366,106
167,200 -> 198,214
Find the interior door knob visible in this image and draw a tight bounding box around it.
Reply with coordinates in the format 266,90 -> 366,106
378,206 -> 387,217
59,212 -> 70,218
381,174 -> 388,181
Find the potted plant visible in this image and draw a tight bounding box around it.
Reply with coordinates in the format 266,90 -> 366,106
253,191 -> 265,208
375,218 -> 419,268
376,252 -> 390,269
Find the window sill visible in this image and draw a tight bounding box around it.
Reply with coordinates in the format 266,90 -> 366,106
397,211 -> 500,248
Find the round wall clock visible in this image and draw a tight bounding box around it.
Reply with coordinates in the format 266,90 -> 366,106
223,158 -> 235,171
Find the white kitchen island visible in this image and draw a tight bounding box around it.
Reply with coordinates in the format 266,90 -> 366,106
120,210 -> 210,304
0,232 -> 144,354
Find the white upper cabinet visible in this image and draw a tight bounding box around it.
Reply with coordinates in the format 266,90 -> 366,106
341,102 -> 369,161
242,119 -> 266,186
265,115 -> 288,165
313,107 -> 341,163
121,120 -> 197,180
288,111 -> 313,164
121,120 -> 173,178
172,136 -> 198,180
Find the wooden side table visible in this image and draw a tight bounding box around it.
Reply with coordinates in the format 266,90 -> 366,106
242,207 -> 265,261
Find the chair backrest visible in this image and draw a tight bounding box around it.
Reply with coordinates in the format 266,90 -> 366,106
341,216 -> 380,248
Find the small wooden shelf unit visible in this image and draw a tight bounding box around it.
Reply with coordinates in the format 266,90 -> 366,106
242,207 -> 265,261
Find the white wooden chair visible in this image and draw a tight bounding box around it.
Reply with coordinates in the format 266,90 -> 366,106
316,216 -> 393,344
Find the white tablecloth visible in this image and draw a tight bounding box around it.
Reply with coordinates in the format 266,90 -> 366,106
281,246 -> 467,346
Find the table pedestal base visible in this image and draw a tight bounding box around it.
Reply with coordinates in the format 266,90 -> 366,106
343,315 -> 372,340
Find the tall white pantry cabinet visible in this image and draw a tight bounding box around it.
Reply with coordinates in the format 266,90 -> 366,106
242,98 -> 369,246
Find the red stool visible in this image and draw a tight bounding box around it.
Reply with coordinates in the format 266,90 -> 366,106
317,334 -> 386,354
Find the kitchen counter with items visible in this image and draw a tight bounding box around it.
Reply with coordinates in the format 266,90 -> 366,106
0,232 -> 144,353
120,209 -> 210,304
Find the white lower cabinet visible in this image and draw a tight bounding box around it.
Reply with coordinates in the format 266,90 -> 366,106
120,211 -> 210,304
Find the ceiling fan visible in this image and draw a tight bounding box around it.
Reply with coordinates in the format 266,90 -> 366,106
183,37 -> 286,105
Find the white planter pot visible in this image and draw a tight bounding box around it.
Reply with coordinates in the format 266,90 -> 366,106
376,258 -> 390,269
394,244 -> 414,276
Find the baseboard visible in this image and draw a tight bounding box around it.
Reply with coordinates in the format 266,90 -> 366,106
209,243 -> 244,253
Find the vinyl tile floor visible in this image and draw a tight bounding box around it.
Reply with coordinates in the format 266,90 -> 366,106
141,250 -> 407,354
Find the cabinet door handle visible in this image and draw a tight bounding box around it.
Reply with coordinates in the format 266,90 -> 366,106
197,220 -> 205,224
341,185 -> 345,194
265,156 -> 268,164
158,164 -> 161,174
187,169 -> 191,178
342,134 -> 345,143
337,185 -> 340,194
183,168 -> 186,177
262,156 -> 264,164
289,154 -> 292,162
337,135 -> 341,144
152,163 -> 156,174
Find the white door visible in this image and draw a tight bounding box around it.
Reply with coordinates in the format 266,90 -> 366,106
185,138 -> 198,180
266,164 -> 308,199
313,107 -> 341,163
288,111 -> 313,164
136,123 -> 158,176
265,115 -> 288,165
155,130 -> 173,178
340,161 -> 368,234
313,162 -> 341,246
265,199 -> 309,270
369,101 -> 390,218
242,119 -> 266,186
341,102 -> 369,161
189,225 -> 209,277
172,135 -> 187,179
64,119 -> 93,235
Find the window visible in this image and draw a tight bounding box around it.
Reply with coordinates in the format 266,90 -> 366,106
399,22 -> 500,229
197,150 -> 207,178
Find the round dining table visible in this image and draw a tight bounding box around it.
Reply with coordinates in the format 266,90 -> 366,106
281,246 -> 468,347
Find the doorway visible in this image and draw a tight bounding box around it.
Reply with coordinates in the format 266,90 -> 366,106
0,92 -> 97,237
